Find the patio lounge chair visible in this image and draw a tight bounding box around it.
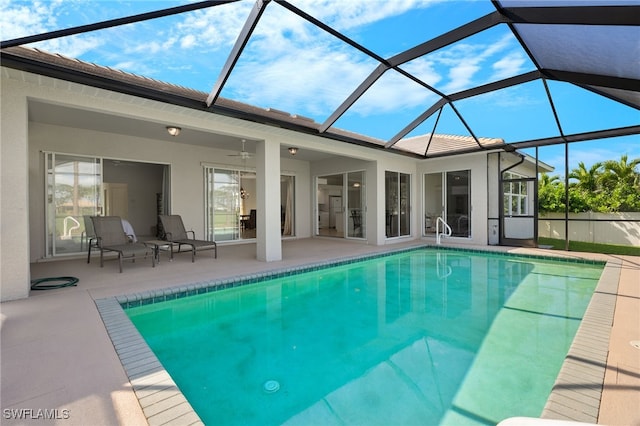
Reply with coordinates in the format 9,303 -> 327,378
91,216 -> 155,272
82,215 -> 99,263
158,215 -> 217,262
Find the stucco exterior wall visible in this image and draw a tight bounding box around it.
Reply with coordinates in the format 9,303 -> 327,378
1,75 -> 31,300
2,66 -> 502,300
418,153 -> 490,246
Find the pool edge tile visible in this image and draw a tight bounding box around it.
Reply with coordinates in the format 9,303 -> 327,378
541,259 -> 620,424
94,297 -> 204,426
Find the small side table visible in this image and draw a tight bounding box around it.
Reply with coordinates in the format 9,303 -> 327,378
144,240 -> 175,263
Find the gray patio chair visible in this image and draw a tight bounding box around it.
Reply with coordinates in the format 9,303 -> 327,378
91,216 -> 155,272
82,215 -> 99,263
158,215 -> 217,262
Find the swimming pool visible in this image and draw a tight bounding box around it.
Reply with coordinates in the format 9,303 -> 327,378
124,248 -> 604,425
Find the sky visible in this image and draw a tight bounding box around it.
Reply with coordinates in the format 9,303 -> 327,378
1,0 -> 638,176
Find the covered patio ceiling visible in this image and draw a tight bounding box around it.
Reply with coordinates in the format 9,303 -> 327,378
1,0 -> 638,159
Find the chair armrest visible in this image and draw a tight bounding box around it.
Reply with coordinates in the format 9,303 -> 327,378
187,230 -> 195,239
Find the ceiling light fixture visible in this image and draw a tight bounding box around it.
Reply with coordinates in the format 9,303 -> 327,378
166,126 -> 181,136
288,147 -> 298,155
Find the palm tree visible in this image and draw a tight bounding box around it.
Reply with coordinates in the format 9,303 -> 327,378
569,161 -> 602,193
538,173 -> 565,212
539,173 -> 562,192
600,154 -> 640,190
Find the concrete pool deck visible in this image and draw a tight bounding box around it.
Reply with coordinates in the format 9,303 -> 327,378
1,239 -> 638,425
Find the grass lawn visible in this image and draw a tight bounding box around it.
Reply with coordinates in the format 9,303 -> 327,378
538,237 -> 640,256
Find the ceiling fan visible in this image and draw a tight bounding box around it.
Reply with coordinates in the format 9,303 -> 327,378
227,139 -> 253,160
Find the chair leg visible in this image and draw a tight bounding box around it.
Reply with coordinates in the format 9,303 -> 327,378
100,249 -> 104,268
191,248 -> 195,263
118,254 -> 123,273
87,244 -> 92,264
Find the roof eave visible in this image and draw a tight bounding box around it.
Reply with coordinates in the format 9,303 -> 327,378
1,49 -> 425,159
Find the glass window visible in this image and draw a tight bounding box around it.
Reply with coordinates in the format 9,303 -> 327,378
503,171 -> 529,216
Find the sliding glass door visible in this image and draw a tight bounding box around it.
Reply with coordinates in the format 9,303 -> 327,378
423,170 -> 471,238
205,168 -> 241,241
385,171 -> 410,238
347,171 -> 365,238
46,153 -> 102,256
205,167 -> 295,241
316,171 -> 366,239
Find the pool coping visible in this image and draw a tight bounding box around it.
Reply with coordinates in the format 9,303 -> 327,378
94,245 -> 616,425
541,257 -> 620,423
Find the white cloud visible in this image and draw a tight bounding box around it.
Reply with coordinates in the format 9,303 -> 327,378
492,51 -> 527,80
175,2 -> 255,51
401,58 -> 442,87
0,0 -> 61,39
447,60 -> 481,92
288,0 -> 439,31
350,70 -> 437,116
0,0 -> 103,56
427,32 -> 522,93
229,44 -> 374,116
221,0 -> 443,117
39,35 -> 103,58
472,85 -> 544,108
180,34 -> 196,49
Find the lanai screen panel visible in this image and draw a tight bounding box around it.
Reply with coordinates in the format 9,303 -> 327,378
218,1 -> 380,124
1,0 -> 638,157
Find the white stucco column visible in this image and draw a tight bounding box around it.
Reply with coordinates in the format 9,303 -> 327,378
256,139 -> 282,262
1,79 -> 31,300
375,163 -> 387,245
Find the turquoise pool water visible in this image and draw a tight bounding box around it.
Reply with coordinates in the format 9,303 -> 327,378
125,248 -> 603,425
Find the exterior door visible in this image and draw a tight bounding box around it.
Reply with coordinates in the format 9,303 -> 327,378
205,168 -> 240,241
500,174 -> 537,247
316,172 -> 366,239
46,153 -> 102,257
385,171 -> 411,238
347,171 -> 365,238
423,170 -> 471,238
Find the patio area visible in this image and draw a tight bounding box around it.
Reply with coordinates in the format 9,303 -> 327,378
1,238 -> 638,425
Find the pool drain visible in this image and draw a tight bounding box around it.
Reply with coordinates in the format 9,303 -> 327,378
263,380 -> 280,393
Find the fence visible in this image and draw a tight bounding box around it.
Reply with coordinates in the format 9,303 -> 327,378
538,212 -> 640,246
